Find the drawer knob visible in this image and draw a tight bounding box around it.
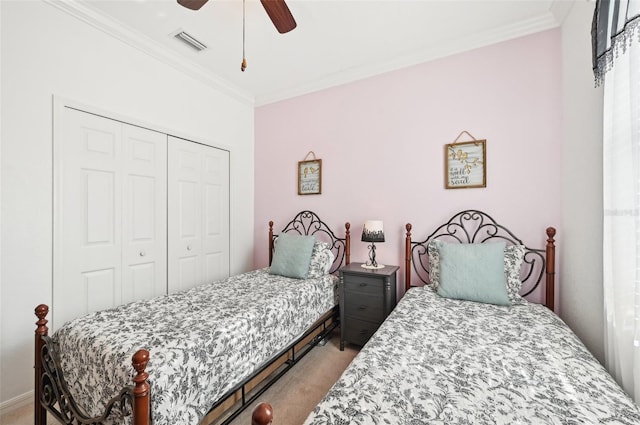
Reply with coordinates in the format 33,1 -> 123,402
358,305 -> 367,310
359,282 -> 367,287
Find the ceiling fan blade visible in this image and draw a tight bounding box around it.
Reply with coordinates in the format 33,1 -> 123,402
260,0 -> 297,34
177,0 -> 209,11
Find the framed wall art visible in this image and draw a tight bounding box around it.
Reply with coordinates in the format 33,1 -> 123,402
298,155 -> 322,195
445,135 -> 486,189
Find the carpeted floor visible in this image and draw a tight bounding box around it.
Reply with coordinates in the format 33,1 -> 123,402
228,330 -> 358,425
1,330 -> 359,425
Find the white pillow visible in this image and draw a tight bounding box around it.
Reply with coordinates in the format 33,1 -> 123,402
307,241 -> 335,278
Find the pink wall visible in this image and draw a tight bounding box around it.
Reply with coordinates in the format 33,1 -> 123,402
254,29 -> 562,298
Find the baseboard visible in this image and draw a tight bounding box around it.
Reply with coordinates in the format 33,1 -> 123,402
0,390 -> 32,417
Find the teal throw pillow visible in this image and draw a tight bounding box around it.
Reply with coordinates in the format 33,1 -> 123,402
269,233 -> 316,279
437,241 -> 510,306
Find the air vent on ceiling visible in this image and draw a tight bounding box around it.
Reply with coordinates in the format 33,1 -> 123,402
173,30 -> 208,52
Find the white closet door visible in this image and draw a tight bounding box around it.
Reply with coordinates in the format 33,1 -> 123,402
122,125 -> 167,303
54,108 -> 167,328
168,136 -> 229,293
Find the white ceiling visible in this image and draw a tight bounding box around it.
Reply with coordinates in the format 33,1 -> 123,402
62,0 -> 573,106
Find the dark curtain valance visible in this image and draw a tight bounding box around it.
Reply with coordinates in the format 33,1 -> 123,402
592,0 -> 640,85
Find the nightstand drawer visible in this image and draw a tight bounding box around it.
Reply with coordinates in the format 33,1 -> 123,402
343,292 -> 383,322
342,275 -> 384,296
342,317 -> 379,347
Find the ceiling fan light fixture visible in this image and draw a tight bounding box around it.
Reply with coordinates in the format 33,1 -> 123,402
172,30 -> 208,52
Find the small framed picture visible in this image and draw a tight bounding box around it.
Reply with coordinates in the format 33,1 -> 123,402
298,159 -> 322,195
445,140 -> 486,189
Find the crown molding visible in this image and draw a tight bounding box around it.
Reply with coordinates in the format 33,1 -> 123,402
550,0 -> 577,25
43,0 -> 255,106
42,0 -> 568,108
255,10 -> 562,106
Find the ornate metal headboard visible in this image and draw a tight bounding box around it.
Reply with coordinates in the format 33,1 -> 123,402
405,210 -> 556,310
269,210 -> 351,274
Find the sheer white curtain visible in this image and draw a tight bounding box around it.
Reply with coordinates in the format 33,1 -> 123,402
599,0 -> 640,404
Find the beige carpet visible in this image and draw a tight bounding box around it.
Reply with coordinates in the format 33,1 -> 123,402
227,330 -> 358,425
1,330 -> 358,425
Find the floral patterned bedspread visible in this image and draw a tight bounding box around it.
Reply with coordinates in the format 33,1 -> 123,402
305,287 -> 640,425
53,268 -> 337,424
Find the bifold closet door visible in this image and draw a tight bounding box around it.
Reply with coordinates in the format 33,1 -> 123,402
168,136 -> 230,293
54,107 -> 167,328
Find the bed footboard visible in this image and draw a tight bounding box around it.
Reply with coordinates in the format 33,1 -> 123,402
34,304 -> 152,425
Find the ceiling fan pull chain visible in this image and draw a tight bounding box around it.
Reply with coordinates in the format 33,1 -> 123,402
241,0 -> 247,72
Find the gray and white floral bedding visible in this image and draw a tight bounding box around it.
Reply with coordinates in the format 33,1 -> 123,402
305,287 -> 640,425
53,268 -> 337,424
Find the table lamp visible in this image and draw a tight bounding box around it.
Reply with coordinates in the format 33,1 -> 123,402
361,220 -> 385,269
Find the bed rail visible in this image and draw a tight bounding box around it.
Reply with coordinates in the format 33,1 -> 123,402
404,210 -> 557,311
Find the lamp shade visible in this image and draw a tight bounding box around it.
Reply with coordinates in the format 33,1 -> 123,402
361,220 -> 385,243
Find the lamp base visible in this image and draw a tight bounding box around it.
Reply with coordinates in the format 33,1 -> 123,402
361,263 -> 385,270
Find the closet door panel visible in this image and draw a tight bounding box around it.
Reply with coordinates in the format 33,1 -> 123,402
202,148 -> 230,283
83,269 -> 117,313
176,256 -> 199,291
122,125 -> 167,303
55,108 -> 168,328
55,108 -> 123,327
168,136 -> 229,293
168,138 -> 203,292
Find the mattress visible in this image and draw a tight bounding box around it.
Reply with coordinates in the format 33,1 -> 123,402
53,268 -> 337,424
305,286 -> 640,424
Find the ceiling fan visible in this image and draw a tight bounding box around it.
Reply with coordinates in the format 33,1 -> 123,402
177,0 -> 297,34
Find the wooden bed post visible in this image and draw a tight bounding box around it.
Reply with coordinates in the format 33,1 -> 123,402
344,222 -> 351,265
268,221 -> 274,266
34,304 -> 48,425
132,349 -> 151,425
545,227 -> 557,312
251,402 -> 273,425
405,223 -> 412,292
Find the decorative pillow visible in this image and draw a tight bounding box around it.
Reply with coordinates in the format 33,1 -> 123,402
436,241 -> 511,306
504,244 -> 526,304
269,233 -> 316,279
437,242 -> 511,305
307,241 -> 335,278
428,240 -> 526,304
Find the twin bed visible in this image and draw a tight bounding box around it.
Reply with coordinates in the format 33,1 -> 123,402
34,210 -> 350,425
252,210 -> 640,425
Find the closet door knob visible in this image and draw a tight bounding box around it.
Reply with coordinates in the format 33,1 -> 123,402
139,251 -> 146,257
187,245 -> 192,251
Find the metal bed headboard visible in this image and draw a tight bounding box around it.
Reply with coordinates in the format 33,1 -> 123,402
269,210 -> 351,274
405,209 -> 556,310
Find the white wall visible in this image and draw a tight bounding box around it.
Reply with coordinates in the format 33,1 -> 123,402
560,1 -> 605,362
0,0 -> 254,407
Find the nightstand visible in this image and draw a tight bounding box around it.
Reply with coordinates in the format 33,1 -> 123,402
339,262 -> 399,350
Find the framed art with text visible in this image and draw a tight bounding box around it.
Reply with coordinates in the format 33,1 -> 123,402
445,140 -> 486,189
298,159 -> 322,195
